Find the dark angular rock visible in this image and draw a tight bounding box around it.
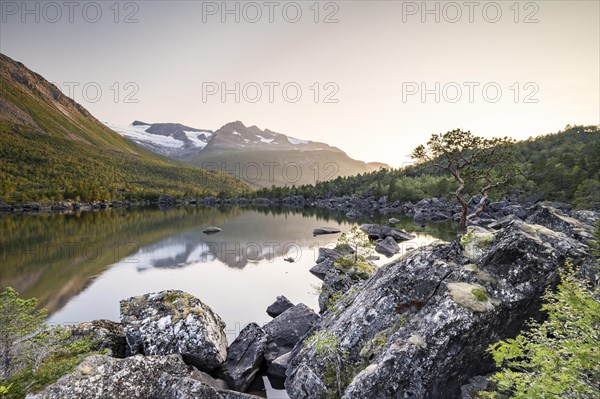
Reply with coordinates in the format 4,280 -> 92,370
315,247 -> 343,264
487,214 -> 520,230
264,304 -> 320,364
309,258 -> 337,281
460,375 -> 500,399
500,204 -> 528,219
374,236 -> 400,257
267,352 -> 292,379
526,204 -> 595,241
413,197 -> 452,222
267,296 -> 295,318
221,323 -> 267,392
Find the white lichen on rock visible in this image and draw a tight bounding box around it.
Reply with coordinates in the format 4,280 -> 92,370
460,226 -> 495,262
447,282 -> 495,313
408,334 -> 427,348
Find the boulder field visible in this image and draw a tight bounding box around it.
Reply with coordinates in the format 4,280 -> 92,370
27,204 -> 598,399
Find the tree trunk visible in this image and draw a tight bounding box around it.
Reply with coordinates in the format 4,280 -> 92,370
454,174 -> 468,232
467,190 -> 489,223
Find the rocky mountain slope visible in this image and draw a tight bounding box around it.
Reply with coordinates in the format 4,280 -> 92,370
0,53 -> 248,203
109,120 -> 388,188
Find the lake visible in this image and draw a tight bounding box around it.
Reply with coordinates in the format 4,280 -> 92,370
0,206 -> 455,395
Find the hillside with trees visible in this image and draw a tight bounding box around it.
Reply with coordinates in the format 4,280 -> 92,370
0,53 -> 249,204
251,125 -> 600,209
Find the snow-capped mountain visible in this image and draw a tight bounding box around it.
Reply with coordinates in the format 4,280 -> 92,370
107,120 -> 388,187
104,120 -> 213,157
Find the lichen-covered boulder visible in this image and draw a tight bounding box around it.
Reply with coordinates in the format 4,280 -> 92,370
120,290 -> 228,371
526,204 -> 595,242
285,208 -> 590,399
221,323 -> 267,391
25,354 -> 195,399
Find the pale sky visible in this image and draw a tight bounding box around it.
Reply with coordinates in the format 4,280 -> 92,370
1,0 -> 598,166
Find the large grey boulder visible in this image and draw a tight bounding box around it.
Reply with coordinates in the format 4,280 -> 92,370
120,290 -> 228,371
221,323 -> 267,392
526,204 -> 595,242
25,354 -> 195,399
264,304 -> 320,364
285,207 -> 590,399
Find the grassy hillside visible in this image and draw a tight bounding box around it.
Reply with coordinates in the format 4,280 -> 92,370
250,125 -> 600,205
0,53 -> 249,203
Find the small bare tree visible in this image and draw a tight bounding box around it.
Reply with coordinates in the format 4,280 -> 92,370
412,129 -> 517,231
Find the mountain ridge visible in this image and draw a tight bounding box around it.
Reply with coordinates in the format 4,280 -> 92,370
0,53 -> 249,203
109,120 -> 389,187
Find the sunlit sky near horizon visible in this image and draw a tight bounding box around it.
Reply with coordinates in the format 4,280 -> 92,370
1,0 -> 598,167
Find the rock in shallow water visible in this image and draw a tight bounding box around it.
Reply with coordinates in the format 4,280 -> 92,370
374,236 -> 400,257
264,304 -> 320,364
313,227 -> 341,236
221,323 -> 267,392
267,295 -> 295,318
120,290 -> 228,372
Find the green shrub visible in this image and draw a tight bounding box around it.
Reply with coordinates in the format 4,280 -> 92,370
482,263 -> 600,398
0,288 -> 98,398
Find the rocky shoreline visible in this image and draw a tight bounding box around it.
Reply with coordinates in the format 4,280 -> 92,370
24,203 -> 598,398
0,190 -> 557,228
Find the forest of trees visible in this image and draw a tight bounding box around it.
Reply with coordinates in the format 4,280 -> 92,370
250,125 -> 600,209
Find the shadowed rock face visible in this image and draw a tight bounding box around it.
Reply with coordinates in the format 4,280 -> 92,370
264,304 -> 320,364
285,206 -> 592,399
221,323 -> 267,392
120,290 -> 228,372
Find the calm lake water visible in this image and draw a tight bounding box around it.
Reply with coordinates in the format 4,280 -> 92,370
0,205 -> 455,342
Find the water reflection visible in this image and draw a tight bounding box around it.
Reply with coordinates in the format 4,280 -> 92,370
0,206 -> 456,330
